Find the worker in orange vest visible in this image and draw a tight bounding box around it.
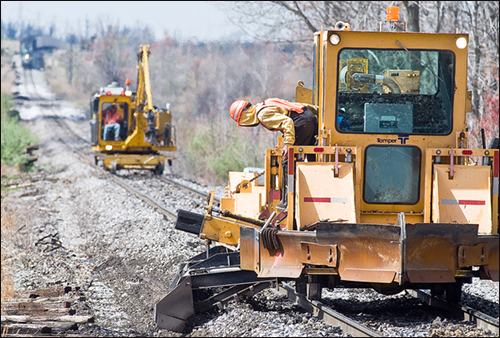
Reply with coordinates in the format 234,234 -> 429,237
229,98 -> 318,210
102,104 -> 122,141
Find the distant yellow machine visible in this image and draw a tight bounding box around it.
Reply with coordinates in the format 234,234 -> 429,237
156,8 -> 499,332
90,45 -> 176,174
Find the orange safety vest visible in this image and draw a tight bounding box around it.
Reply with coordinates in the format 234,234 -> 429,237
256,98 -> 305,131
257,98 -> 305,114
104,110 -> 119,125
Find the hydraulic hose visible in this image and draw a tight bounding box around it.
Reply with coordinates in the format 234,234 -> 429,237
212,208 -> 266,227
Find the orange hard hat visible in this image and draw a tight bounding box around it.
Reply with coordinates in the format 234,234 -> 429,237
229,100 -> 249,125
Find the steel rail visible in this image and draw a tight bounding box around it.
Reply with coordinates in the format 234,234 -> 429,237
407,289 -> 499,335
109,175 -> 177,219
41,119 -> 199,222
278,282 -> 384,337
158,176 -> 220,204
46,120 -> 208,223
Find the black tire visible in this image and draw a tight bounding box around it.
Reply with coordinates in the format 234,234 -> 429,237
154,161 -> 164,175
111,161 -> 117,175
445,282 -> 462,303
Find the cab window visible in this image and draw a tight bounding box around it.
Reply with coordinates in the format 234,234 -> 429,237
336,48 -> 455,135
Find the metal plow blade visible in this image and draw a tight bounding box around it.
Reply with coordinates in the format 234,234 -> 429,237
155,246 -> 276,332
155,275 -> 194,332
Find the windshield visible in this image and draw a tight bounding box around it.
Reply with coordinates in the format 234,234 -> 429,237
336,48 -> 455,135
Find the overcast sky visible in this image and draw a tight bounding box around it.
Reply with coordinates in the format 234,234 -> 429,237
1,1 -> 250,41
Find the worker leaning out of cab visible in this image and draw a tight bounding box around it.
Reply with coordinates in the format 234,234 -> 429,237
102,103 -> 123,141
229,98 -> 319,161
229,98 -> 319,211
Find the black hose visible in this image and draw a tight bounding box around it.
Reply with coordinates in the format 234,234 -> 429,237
212,208 -> 265,227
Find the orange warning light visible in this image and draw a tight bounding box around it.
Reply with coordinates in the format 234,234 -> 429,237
125,79 -> 131,85
387,7 -> 400,21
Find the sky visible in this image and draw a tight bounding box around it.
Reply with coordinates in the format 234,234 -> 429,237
1,1 -> 250,41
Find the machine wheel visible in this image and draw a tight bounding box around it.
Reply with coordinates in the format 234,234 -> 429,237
110,161 -> 117,175
154,161 -> 164,175
431,287 -> 445,298
445,282 -> 462,303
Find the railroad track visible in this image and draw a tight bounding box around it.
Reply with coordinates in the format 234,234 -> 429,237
26,116 -> 500,336
278,283 -> 383,337
408,289 -> 499,335
109,174 -> 385,336
9,65 -> 498,336
41,118 -> 380,336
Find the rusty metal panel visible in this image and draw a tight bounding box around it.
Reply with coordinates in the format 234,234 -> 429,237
478,235 -> 499,281
405,223 -> 478,283
258,231 -> 317,278
458,243 -> 489,267
405,270 -> 455,283
342,269 -> 397,283
242,219 -> 499,284
433,165 -> 492,234
314,223 -> 401,283
296,163 -> 356,230
300,242 -> 338,267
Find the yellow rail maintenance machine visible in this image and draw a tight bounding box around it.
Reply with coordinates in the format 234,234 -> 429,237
90,45 -> 176,174
155,9 -> 499,332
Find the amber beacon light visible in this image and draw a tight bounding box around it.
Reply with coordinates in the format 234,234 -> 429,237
386,6 -> 400,21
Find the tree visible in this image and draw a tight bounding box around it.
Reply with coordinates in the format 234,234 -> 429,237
91,23 -> 134,84
402,1 -> 420,32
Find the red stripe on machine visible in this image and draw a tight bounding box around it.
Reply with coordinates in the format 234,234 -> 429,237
288,147 -> 294,175
442,199 -> 485,205
459,200 -> 486,205
304,197 -> 331,203
304,197 -> 348,203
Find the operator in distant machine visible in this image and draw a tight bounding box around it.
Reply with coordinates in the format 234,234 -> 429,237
229,98 -> 318,210
102,104 -> 122,141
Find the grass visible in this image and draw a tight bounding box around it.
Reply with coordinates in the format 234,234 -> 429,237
1,93 -> 38,171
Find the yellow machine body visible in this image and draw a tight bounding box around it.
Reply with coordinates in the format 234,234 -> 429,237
196,28 -> 499,293
156,15 -> 498,333
90,45 -> 176,174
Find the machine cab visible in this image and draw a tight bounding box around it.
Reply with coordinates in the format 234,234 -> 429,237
304,28 -> 497,229
90,82 -> 132,147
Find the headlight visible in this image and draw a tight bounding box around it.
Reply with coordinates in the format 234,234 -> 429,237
329,34 -> 341,45
456,37 -> 467,49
